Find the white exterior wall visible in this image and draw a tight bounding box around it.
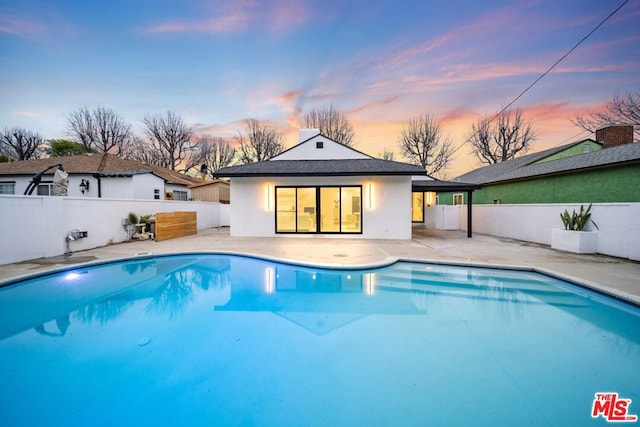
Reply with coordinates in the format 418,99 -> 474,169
230,176 -> 412,239
132,174 -> 165,199
0,195 -> 222,265
271,135 -> 370,160
457,203 -> 639,261
6,174 -> 100,197
2,172 -> 188,200
97,176 -> 133,199
423,205 -> 461,230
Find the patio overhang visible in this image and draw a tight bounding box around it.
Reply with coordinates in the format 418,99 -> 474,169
412,179 -> 482,238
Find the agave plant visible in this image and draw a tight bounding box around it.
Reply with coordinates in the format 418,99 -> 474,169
560,204 -> 599,231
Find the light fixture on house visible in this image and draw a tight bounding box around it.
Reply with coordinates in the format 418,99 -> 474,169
265,184 -> 273,211
79,179 -> 90,194
366,183 -> 374,210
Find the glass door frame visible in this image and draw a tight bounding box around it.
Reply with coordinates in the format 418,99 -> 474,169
274,185 -> 363,234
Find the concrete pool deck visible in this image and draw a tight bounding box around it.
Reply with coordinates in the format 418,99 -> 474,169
1,227 -> 639,305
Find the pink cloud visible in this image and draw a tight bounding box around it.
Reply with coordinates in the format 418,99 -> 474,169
0,6 -> 80,41
268,0 -> 308,33
147,10 -> 250,34
146,0 -> 309,35
270,90 -> 300,104
0,14 -> 47,39
0,15 -> 44,36
349,96 -> 401,115
14,110 -> 40,118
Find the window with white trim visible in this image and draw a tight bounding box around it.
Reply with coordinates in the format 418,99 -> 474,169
453,193 -> 463,205
37,183 -> 53,196
0,182 -> 15,195
173,190 -> 188,201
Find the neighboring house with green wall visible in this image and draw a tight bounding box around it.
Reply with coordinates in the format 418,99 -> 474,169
439,127 -> 640,205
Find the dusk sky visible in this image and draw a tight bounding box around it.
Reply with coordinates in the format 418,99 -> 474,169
1,0 -> 638,177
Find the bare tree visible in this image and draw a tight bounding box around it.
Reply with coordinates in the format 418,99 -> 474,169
379,148 -> 395,161
398,114 -> 454,177
142,111 -> 196,171
195,136 -> 236,176
0,127 -> 44,160
67,106 -> 133,154
469,108 -> 536,165
121,136 -> 158,165
573,89 -> 640,140
304,105 -> 355,147
237,118 -> 284,163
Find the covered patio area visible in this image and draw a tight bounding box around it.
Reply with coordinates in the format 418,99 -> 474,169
411,179 -> 482,238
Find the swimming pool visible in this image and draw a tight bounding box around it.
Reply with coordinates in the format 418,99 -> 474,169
0,254 -> 638,426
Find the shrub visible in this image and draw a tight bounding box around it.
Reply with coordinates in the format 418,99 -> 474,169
560,204 -> 599,231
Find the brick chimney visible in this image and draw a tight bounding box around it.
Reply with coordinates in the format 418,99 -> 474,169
595,125 -> 634,148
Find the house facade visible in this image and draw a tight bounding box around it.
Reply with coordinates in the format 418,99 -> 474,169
439,126 -> 640,205
0,153 -> 198,200
215,130 -> 425,239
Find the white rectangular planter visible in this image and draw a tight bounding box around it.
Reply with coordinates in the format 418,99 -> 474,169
551,229 -> 598,254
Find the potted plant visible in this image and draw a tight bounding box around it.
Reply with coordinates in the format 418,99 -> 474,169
551,204 -> 599,253
124,212 -> 139,239
139,214 -> 152,233
124,212 -> 152,237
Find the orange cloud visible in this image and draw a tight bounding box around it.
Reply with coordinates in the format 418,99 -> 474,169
270,90 -> 300,104
267,90 -> 302,129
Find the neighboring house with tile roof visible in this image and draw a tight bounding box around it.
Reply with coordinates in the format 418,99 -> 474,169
439,125 -> 640,205
215,129 -> 426,239
0,153 -> 199,200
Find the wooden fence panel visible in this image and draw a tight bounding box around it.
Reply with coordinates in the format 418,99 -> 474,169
155,211 -> 197,241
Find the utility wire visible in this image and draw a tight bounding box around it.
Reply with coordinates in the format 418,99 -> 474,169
449,0 -> 630,158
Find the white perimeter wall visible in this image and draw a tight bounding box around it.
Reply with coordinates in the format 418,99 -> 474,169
453,203 -> 640,261
230,176 -> 412,239
0,195 -> 227,265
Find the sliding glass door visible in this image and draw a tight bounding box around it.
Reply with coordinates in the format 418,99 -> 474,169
275,186 -> 362,234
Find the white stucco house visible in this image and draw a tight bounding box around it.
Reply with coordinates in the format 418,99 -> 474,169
0,153 -> 199,200
215,129 -> 426,239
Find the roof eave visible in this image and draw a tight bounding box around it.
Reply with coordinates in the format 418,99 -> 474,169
215,171 -> 425,178
484,159 -> 640,185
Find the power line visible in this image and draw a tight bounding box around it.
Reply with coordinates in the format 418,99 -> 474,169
449,0 -> 630,158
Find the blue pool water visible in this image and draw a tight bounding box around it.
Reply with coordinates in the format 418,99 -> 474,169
0,254 -> 638,426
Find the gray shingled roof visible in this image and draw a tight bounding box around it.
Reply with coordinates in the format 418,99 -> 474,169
455,140 -> 640,184
215,159 -> 426,177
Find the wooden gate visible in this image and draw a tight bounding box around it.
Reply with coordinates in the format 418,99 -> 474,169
155,211 -> 197,241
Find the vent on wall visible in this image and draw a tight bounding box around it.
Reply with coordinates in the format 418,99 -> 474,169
316,141 -> 323,149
